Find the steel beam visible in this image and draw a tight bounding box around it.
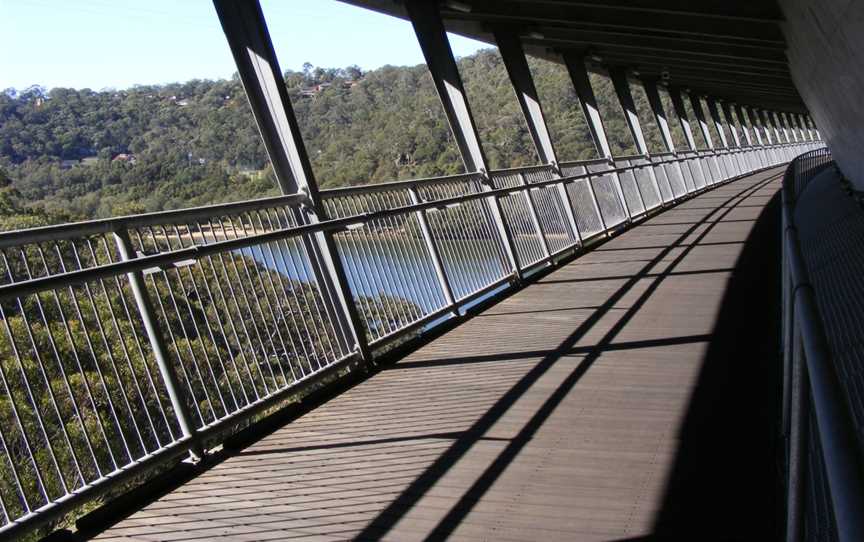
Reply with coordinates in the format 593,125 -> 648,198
608,67 -> 661,206
608,68 -> 650,154
735,105 -> 754,146
404,0 -> 522,278
749,108 -> 770,145
799,114 -> 813,141
643,79 -> 689,197
642,80 -> 676,152
562,54 -> 631,219
689,94 -> 715,149
705,98 -> 730,148
213,0 -> 369,361
668,87 -> 699,151
494,29 -> 581,247
721,102 -> 742,147
783,112 -> 800,142
562,53 -> 613,159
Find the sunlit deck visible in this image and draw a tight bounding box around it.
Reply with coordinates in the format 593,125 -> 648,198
90,167 -> 784,541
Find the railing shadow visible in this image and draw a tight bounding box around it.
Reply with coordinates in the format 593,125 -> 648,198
612,188 -> 783,541
67,171 -> 784,542
349,173 -> 782,540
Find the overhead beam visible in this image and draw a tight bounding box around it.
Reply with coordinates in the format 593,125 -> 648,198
404,0 -> 521,277
493,28 -> 558,165
214,0 -> 369,360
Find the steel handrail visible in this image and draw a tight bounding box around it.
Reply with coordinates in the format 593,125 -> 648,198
781,147 -> 864,542
0,139 -> 817,540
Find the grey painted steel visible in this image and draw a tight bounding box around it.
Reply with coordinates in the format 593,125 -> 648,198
114,231 -> 203,460
405,0 -> 522,279
494,29 -> 556,166
407,186 -> 458,315
562,53 -> 613,159
690,94 -> 715,149
0,139 -> 816,541
669,87 -> 711,187
706,98 -> 730,148
747,107 -> 768,146
736,105 -> 755,146
782,147 -> 864,542
607,68 -> 663,209
562,55 -> 631,219
213,0 -> 369,361
493,30 -> 581,249
643,80 -> 689,196
721,102 -> 743,147
669,87 -> 700,151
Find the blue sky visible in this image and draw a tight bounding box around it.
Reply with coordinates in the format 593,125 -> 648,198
0,0 -> 489,91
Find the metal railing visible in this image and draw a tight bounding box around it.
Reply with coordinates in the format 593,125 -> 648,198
0,140 -> 817,539
782,146 -> 864,542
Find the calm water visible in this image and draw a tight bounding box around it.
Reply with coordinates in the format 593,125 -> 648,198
240,236 -> 511,314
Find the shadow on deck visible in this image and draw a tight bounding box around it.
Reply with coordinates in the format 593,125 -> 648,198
70,168 -> 784,542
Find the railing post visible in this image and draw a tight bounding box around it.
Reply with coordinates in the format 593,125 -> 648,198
407,186 -> 458,315
562,53 -> 632,221
518,173 -> 552,261
113,229 -> 204,460
213,0 -> 370,362
493,29 -> 581,249
405,0 -> 522,281
688,92 -> 721,184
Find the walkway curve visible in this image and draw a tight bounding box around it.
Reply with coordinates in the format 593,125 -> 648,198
94,168 -> 785,541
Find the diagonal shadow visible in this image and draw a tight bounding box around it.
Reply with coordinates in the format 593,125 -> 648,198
644,184 -> 784,540
536,267 -> 735,285
389,333 -> 713,371
355,172 -> 782,540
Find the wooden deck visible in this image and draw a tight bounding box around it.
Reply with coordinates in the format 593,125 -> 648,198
94,168 -> 785,541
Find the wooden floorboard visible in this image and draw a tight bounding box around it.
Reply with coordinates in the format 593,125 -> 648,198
94,168 -> 785,541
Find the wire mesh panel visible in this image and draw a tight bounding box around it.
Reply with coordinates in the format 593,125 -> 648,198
613,162 -> 646,217
529,185 -> 578,254
650,160 -> 675,203
628,158 -> 663,211
128,213 -> 353,429
518,166 -> 578,253
586,163 -> 628,227
566,179 -> 605,239
688,158 -> 708,190
702,154 -> 721,185
0,248 -> 183,531
323,189 -> 448,344
416,179 -> 511,301
497,191 -> 546,269
489,170 -> 548,268
663,160 -> 687,199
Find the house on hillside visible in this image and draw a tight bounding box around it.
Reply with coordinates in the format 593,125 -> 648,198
112,153 -> 137,165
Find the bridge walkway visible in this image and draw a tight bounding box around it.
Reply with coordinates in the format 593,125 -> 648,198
94,168 -> 784,541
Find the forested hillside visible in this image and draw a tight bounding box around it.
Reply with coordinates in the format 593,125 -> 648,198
0,49 -> 678,226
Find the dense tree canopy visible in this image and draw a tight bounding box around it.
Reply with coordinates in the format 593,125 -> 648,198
1,49 -> 677,227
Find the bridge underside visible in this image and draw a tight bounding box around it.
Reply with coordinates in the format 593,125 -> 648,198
92,168 -> 785,541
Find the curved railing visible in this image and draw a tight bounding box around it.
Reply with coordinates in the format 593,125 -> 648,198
0,140 -> 817,539
782,147 -> 864,542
